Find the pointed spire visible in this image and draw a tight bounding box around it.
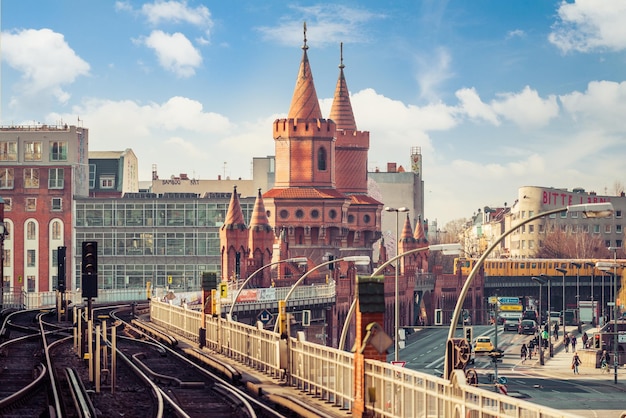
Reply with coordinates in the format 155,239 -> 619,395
413,216 -> 428,243
400,213 -> 413,241
329,42 -> 357,130
249,189 -> 271,231
378,237 -> 388,263
287,22 -> 323,120
222,186 -> 247,229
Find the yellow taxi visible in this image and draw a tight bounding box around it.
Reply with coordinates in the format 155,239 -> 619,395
473,335 -> 494,354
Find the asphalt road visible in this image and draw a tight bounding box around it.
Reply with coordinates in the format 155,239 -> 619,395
394,325 -> 626,418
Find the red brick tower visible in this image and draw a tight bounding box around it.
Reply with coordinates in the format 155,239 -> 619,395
220,186 -> 249,283
248,189 -> 274,288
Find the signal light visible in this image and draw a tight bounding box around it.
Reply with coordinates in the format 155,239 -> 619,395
594,333 -> 601,349
81,241 -> 98,298
57,246 -> 66,292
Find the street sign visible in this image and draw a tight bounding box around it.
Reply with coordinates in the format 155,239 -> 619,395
391,361 -> 406,368
500,305 -> 522,311
258,309 -> 273,325
498,297 -> 519,304
488,296 -> 498,304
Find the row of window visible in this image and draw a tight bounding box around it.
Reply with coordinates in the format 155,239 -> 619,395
77,231 -> 221,256
276,208 -> 372,224
515,239 -> 624,250
0,140 -> 67,162
1,197 -> 63,212
0,168 -> 64,189
516,209 -> 623,219
516,223 -> 623,234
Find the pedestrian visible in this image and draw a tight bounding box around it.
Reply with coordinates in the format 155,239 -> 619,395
572,352 -> 581,374
582,332 -> 588,348
542,330 -> 549,348
521,343 -> 528,363
600,350 -> 610,373
564,334 -> 570,352
553,322 -> 560,341
571,335 -> 577,351
528,338 -> 535,359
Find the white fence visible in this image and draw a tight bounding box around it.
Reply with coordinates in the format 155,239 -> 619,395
150,299 -> 582,418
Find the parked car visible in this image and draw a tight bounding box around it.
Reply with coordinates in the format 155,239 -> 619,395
474,336 -> 494,353
503,319 -> 519,332
518,319 -> 537,335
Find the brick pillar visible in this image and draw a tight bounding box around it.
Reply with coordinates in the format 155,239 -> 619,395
353,275 -> 386,418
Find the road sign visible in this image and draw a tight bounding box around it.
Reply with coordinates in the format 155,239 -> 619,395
391,361 -> 406,368
489,296 -> 498,304
498,297 -> 519,304
500,304 -> 522,311
258,309 -> 273,325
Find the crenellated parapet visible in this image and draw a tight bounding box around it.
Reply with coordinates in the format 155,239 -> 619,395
273,118 -> 336,139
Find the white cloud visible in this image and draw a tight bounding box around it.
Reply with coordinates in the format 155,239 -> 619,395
506,29 -> 526,39
415,47 -> 453,102
140,30 -> 202,77
455,88 -> 500,125
549,0 -> 626,52
491,86 -> 559,128
560,80 -> 626,131
1,28 -> 90,103
141,0 -> 213,30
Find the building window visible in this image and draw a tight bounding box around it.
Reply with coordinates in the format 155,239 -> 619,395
50,141 -> 68,161
279,209 -> 289,219
52,220 -> 62,240
617,225 -> 622,234
617,239 -> 623,247
571,211 -> 578,218
27,276 -> 35,292
0,168 -> 14,189
593,224 -> 600,233
295,209 -> 304,219
100,175 -> 115,189
616,210 -> 622,219
24,141 -> 42,161
329,209 -> 337,219
560,211 -> 567,218
582,224 -> 589,233
311,209 -> 319,219
571,225 -> 578,233
528,224 -> 534,233
52,198 -> 62,211
605,225 -> 611,233
538,224 -> 544,233
317,147 -> 327,171
0,141 -> 17,161
529,211 -> 534,217
49,168 -> 64,189
26,198 -> 36,211
27,249 -> 36,267
89,164 -> 96,189
27,221 -> 36,239
348,214 -> 355,223
529,240 -> 535,249
521,211 -> 526,219
3,249 -> 10,267
605,240 -> 611,247
3,198 -> 11,211
24,168 -> 40,188
364,214 -> 371,224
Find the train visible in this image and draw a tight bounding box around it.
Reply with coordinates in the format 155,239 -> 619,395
454,257 -> 626,278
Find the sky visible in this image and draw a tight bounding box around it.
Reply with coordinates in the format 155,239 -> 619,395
1,0 -> 626,227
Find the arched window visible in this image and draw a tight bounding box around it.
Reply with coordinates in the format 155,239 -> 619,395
27,221 -> 36,240
52,220 -> 62,240
317,147 -> 327,171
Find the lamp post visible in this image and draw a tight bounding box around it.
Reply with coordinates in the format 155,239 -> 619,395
585,262 -> 596,326
384,206 -> 409,362
0,197 -> 5,312
540,273 -> 552,317
444,202 -> 614,379
227,257 -> 308,321
337,243 -> 462,352
531,276 -> 546,365
571,262 -> 582,331
556,267 -> 567,335
274,255 -> 371,335
608,247 -> 620,384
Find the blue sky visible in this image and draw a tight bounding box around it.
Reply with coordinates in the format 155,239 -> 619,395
1,0 -> 626,227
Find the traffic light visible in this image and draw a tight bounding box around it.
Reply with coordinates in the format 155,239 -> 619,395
81,241 -> 98,298
594,333 -> 601,349
328,255 -> 335,270
435,309 -> 442,325
464,326 -> 473,345
235,251 -> 241,278
302,310 -> 311,327
57,246 -> 66,292
202,272 -> 218,290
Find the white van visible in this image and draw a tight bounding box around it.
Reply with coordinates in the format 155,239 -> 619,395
549,311 -> 561,325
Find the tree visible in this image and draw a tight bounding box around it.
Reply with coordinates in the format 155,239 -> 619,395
534,224 -> 618,259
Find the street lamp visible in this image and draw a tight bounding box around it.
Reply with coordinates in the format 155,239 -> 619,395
0,197 -> 5,312
531,276 -> 547,365
540,273 -> 552,317
384,206 -> 409,362
608,246 -> 620,384
274,255 -> 371,334
571,262 -> 582,329
227,257 -> 308,321
585,262 -> 596,326
556,267 -> 567,335
444,202 -> 614,379
337,243 -> 462,352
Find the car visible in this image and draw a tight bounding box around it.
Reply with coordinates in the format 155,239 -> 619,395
518,319 -> 537,335
474,336 -> 494,353
503,319 -> 519,332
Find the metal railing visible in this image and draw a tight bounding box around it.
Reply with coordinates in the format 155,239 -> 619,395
149,299 -> 582,418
